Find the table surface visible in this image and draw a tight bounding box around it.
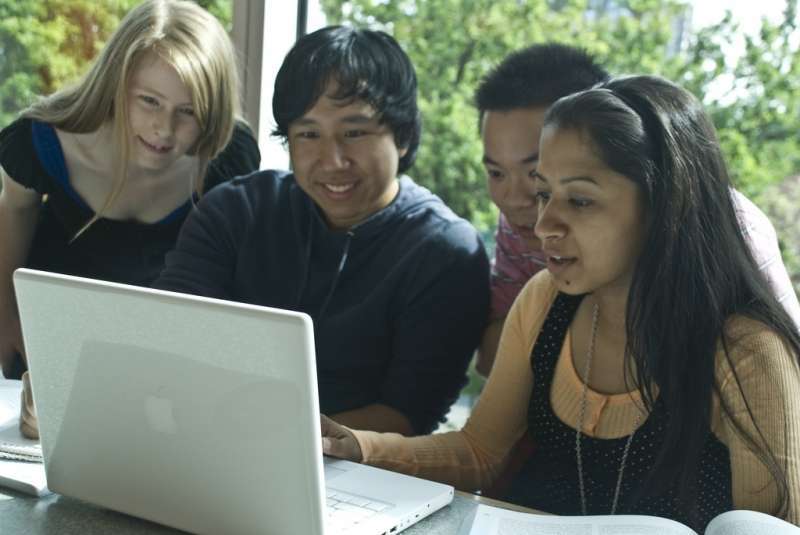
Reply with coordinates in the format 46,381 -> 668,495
0,486 -> 537,535
1,378 -> 541,534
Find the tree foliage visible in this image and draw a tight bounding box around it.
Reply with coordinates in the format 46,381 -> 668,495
0,0 -> 139,126
1,0 -> 797,284
0,0 -> 231,128
320,0 -> 800,237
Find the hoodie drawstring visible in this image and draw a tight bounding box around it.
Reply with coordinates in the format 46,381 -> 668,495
317,230 -> 353,321
294,210 -> 314,308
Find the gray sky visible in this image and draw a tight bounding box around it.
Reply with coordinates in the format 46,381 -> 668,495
692,0 -> 788,33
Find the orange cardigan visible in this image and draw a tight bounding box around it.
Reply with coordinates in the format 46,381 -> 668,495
354,272 -> 800,524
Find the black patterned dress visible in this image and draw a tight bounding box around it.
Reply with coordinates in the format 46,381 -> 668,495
502,293 -> 733,532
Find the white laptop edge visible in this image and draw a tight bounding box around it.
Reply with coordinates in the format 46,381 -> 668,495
13,268 -> 454,535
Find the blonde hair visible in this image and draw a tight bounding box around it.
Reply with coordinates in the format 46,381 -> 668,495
23,0 -> 241,235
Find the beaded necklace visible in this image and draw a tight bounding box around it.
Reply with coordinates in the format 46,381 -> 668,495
575,303 -> 642,515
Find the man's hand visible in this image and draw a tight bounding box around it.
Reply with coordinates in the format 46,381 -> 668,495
329,403 -> 414,435
321,414 -> 363,462
0,315 -> 26,379
19,371 -> 38,439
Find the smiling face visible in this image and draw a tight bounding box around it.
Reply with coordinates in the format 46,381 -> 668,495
126,51 -> 201,172
481,107 -> 548,251
534,125 -> 647,299
287,83 -> 407,230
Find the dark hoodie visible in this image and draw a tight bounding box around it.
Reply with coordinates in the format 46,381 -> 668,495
155,170 -> 490,434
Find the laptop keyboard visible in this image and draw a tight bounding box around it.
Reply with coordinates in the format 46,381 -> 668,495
326,488 -> 393,532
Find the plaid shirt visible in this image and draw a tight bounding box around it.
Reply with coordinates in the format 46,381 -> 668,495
490,213 -> 547,319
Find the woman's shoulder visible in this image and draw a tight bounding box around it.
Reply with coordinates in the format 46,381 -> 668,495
517,270 -> 559,308
715,314 -> 799,385
0,115 -> 34,140
0,117 -> 35,171
223,120 -> 260,165
0,116 -> 55,193
203,120 -> 261,191
722,315 -> 790,351
505,270 -> 560,335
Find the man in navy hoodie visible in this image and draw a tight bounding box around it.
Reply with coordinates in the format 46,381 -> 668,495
155,26 -> 490,435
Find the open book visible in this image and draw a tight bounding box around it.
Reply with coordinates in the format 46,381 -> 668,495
0,379 -> 48,496
464,504 -> 800,535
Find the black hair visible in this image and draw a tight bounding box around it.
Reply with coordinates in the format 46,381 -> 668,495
475,43 -> 609,119
544,75 -> 800,521
272,25 -> 421,173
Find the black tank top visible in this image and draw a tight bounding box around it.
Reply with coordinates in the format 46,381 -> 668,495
502,292 -> 732,532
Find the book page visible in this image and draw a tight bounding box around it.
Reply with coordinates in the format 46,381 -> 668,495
0,380 -> 42,459
466,504 -> 697,535
0,379 -> 48,496
706,510 -> 800,535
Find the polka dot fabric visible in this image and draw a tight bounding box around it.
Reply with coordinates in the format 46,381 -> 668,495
502,293 -> 733,532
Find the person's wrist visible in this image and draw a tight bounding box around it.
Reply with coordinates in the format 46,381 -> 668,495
349,428 -> 365,463
19,371 -> 39,439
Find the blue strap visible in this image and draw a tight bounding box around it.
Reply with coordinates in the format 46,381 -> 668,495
30,121 -> 90,210
30,121 -> 193,225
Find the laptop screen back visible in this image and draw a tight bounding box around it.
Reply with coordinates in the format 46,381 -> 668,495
14,269 -> 327,535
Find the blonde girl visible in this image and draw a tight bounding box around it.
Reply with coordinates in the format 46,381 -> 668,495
0,0 -> 260,381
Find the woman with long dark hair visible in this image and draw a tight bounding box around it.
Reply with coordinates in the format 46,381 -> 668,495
321,75 -> 800,531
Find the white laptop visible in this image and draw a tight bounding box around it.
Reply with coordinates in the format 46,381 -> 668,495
13,268 -> 454,535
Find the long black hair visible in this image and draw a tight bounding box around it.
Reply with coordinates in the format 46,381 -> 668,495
545,75 -> 800,518
272,25 -> 421,173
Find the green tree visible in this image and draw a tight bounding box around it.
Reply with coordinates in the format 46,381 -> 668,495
0,0 -> 232,128
321,0 -> 800,411
0,1 -> 41,127
195,0 -> 232,32
692,0 -> 800,200
321,0 -> 693,231
0,0 -> 137,127
320,0 -> 800,235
